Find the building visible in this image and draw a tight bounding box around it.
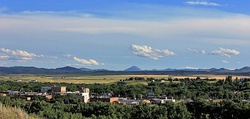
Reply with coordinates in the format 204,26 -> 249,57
90,97 -> 119,103
79,87 -> 90,103
8,91 -> 19,95
121,100 -> 140,105
52,86 -> 66,93
41,87 -> 52,93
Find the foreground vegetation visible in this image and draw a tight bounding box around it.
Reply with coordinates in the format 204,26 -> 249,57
0,75 -> 250,119
0,103 -> 40,119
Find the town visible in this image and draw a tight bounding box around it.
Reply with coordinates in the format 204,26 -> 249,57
1,75 -> 250,118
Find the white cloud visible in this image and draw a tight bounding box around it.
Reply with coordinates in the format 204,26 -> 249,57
131,44 -> 175,60
73,57 -> 103,66
0,55 -> 9,59
210,47 -> 240,58
0,48 -> 44,61
222,60 -> 229,63
186,1 -> 221,6
187,48 -> 206,54
181,66 -> 199,70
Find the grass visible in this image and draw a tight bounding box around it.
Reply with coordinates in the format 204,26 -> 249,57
0,75 -> 171,84
0,74 -> 249,84
0,103 -> 40,119
125,80 -> 148,85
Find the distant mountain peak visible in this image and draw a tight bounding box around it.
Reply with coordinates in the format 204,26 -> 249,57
236,66 -> 250,72
55,66 -> 81,71
124,66 -> 142,71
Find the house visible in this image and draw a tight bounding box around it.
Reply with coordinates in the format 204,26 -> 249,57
151,97 -> 176,104
151,98 -> 165,104
8,91 -> 19,95
121,100 -> 140,105
41,87 -> 52,93
147,91 -> 154,96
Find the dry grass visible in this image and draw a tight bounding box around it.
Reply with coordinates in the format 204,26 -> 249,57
0,103 -> 40,119
0,75 -> 170,84
172,75 -> 250,80
0,74 -> 249,84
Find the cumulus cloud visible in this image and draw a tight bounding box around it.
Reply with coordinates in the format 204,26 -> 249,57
186,1 -> 221,6
73,57 -> 103,66
210,47 -> 240,58
131,45 -> 175,60
187,48 -> 206,54
0,48 -> 44,61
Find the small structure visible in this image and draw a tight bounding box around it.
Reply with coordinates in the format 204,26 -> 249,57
26,97 -> 31,101
0,93 -> 7,97
45,95 -> 52,100
14,80 -> 22,82
29,80 -> 37,82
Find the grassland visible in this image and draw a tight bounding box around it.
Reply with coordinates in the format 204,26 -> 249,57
0,103 -> 40,119
0,74 -> 249,84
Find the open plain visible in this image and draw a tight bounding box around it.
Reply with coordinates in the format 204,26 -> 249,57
1,74 -> 249,84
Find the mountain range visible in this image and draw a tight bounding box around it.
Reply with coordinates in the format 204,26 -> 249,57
0,66 -> 250,75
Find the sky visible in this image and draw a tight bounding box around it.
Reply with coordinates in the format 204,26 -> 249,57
0,0 -> 249,70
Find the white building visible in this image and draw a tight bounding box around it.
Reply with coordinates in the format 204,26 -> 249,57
80,88 -> 90,103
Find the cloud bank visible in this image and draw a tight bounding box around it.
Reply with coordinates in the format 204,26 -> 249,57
186,1 -> 221,6
210,47 -> 240,58
0,48 -> 44,61
131,45 -> 175,60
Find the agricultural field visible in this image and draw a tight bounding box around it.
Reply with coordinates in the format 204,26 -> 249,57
0,74 -> 249,84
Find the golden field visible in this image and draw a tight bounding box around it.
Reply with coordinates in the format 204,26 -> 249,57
0,74 -> 249,84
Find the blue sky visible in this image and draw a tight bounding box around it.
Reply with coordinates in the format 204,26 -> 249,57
0,0 -> 249,70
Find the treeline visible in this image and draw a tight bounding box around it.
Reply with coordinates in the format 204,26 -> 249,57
0,95 -> 250,119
